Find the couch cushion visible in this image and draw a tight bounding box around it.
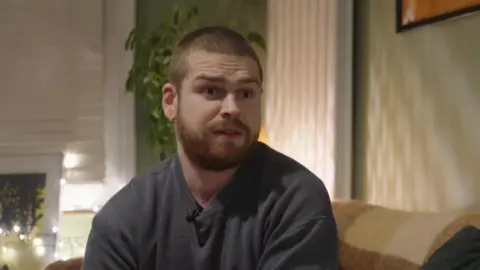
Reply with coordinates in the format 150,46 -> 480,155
333,201 -> 480,266
421,225 -> 480,270
339,240 -> 419,269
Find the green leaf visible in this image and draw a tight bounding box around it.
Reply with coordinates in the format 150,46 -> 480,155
186,6 -> 199,21
125,75 -> 134,92
162,55 -> 171,65
125,29 -> 136,50
246,31 -> 266,50
173,6 -> 180,25
160,48 -> 172,57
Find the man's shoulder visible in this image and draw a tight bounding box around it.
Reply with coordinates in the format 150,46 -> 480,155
261,145 -> 328,193
259,144 -> 332,214
94,157 -> 176,229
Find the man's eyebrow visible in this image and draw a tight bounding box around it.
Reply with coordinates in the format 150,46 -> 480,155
194,74 -> 261,85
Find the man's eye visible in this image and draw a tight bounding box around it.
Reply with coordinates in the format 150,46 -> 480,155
239,89 -> 254,99
204,87 -> 221,96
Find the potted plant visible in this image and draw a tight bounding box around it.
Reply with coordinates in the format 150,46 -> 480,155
125,5 -> 265,160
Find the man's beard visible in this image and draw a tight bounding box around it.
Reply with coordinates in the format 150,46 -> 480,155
176,112 -> 259,171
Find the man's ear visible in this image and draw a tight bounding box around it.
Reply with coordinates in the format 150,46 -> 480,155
162,82 -> 178,121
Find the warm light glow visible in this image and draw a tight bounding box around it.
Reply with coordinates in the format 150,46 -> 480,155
33,238 -> 43,246
63,152 -> 82,169
258,126 -> 268,144
13,225 -> 20,233
60,178 -> 66,185
35,246 -> 45,257
3,247 -> 16,260
56,238 -> 88,261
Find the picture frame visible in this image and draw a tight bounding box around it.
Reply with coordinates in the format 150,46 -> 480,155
0,154 -> 62,265
396,0 -> 480,32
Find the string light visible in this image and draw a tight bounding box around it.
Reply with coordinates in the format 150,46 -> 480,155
55,237 -> 87,261
35,246 -> 45,257
0,225 -> 56,268
63,152 -> 82,169
32,238 -> 43,246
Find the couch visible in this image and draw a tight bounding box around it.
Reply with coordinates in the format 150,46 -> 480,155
335,200 -> 480,269
45,200 -> 480,270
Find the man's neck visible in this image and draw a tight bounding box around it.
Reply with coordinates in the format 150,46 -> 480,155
178,151 -> 238,206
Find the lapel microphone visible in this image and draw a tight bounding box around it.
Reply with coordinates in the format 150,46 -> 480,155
186,207 -> 203,223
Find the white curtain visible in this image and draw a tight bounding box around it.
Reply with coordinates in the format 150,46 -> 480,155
265,0 -> 353,199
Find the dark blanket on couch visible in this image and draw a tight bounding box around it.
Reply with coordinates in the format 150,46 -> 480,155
421,225 -> 480,270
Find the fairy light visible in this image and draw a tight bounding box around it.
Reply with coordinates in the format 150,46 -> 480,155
32,238 -> 43,246
0,226 -> 55,268
35,246 -> 45,256
55,237 -> 88,260
63,152 -> 82,169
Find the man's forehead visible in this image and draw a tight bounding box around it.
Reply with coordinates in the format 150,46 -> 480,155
193,73 -> 261,85
184,50 -> 261,82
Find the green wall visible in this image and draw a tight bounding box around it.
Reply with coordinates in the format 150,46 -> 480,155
353,0 -> 480,210
135,0 -> 267,173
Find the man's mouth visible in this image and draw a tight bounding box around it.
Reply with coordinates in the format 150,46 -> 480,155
213,129 -> 242,136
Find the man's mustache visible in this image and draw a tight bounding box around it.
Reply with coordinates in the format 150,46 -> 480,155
209,118 -> 249,132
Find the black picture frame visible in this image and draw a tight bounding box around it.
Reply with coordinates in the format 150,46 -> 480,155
396,0 -> 480,32
0,173 -> 46,233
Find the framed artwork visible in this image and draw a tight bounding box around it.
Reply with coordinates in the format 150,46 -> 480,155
0,173 -> 46,234
396,0 -> 480,32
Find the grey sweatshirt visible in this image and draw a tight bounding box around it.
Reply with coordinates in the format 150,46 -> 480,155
83,143 -> 338,270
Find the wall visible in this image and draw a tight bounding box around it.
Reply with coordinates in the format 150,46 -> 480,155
354,0 -> 480,211
135,0 -> 266,173
56,211 -> 95,260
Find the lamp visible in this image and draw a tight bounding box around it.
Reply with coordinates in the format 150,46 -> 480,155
258,126 -> 268,144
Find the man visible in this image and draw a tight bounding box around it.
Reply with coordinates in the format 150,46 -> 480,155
83,26 -> 338,270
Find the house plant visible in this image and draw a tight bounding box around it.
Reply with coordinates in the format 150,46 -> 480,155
125,5 -> 265,160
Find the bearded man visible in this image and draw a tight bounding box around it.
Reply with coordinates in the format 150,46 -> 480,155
83,26 -> 338,270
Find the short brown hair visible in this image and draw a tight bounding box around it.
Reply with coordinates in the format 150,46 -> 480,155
168,26 -> 263,86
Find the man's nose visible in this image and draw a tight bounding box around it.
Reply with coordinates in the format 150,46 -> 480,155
220,93 -> 240,118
